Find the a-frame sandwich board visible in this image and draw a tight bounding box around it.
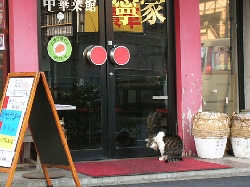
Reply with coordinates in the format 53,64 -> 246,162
0,72 -> 80,187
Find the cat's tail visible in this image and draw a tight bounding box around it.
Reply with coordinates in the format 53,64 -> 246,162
165,157 -> 183,163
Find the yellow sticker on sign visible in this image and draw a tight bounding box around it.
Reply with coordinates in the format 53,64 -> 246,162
0,134 -> 15,150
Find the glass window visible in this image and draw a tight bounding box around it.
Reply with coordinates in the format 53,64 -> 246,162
40,1 -> 102,150
200,0 -> 236,116
243,0 -> 250,110
40,0 -> 171,154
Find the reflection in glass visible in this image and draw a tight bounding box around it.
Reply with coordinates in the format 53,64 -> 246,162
40,0 -> 101,150
113,1 -> 169,148
200,0 -> 235,117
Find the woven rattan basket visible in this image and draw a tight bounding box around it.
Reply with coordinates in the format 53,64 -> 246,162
231,112 -> 250,138
192,111 -> 230,138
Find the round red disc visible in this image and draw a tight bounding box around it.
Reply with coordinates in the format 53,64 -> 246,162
88,46 -> 107,65
111,46 -> 130,65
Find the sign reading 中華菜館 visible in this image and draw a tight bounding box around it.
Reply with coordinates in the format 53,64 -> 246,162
47,36 -> 72,63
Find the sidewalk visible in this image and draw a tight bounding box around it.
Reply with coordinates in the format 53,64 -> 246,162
1,156 -> 250,187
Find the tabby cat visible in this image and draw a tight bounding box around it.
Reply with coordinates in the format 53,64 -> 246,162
145,131 -> 183,162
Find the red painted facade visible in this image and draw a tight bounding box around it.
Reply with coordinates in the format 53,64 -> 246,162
9,0 -> 39,72
174,0 -> 202,155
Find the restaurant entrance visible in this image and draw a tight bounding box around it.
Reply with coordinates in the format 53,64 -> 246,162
40,0 -> 176,161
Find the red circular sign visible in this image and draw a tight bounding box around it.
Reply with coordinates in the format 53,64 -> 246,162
110,46 -> 130,65
85,46 -> 107,65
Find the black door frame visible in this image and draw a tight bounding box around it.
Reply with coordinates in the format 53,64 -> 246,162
104,0 -> 177,159
235,0 -> 245,111
71,0 -> 177,160
69,0 -> 111,161
104,0 -> 116,159
166,0 -> 177,134
70,0 -> 116,161
38,0 -> 177,161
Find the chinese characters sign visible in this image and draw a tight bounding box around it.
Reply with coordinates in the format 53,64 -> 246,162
112,0 -> 166,26
43,0 -> 92,12
0,77 -> 34,167
42,0 -> 166,29
85,0 -> 96,12
112,2 -> 143,32
141,0 -> 166,25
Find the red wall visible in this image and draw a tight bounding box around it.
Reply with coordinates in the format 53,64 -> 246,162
8,0 -> 39,72
174,0 -> 202,155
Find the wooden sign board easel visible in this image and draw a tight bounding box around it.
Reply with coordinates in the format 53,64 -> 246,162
0,72 -> 80,187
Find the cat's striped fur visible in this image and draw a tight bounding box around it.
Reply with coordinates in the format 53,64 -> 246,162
145,131 -> 183,162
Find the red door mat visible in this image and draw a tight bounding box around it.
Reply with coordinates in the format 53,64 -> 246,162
74,157 -> 231,177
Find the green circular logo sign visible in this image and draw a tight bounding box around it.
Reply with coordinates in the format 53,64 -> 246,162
47,36 -> 72,62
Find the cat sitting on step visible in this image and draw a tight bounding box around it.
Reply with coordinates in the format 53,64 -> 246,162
145,131 -> 183,162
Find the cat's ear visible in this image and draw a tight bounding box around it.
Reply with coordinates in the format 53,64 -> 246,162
145,138 -> 149,142
148,134 -> 154,138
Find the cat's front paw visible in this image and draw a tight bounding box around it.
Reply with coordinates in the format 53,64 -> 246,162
159,157 -> 165,161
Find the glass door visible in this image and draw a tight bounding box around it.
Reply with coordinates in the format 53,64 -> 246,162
107,0 -> 172,158
40,0 -> 174,161
40,0 -> 107,161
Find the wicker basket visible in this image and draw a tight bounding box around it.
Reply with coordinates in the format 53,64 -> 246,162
192,111 -> 230,138
231,112 -> 250,158
231,112 -> 250,138
192,111 -> 230,159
